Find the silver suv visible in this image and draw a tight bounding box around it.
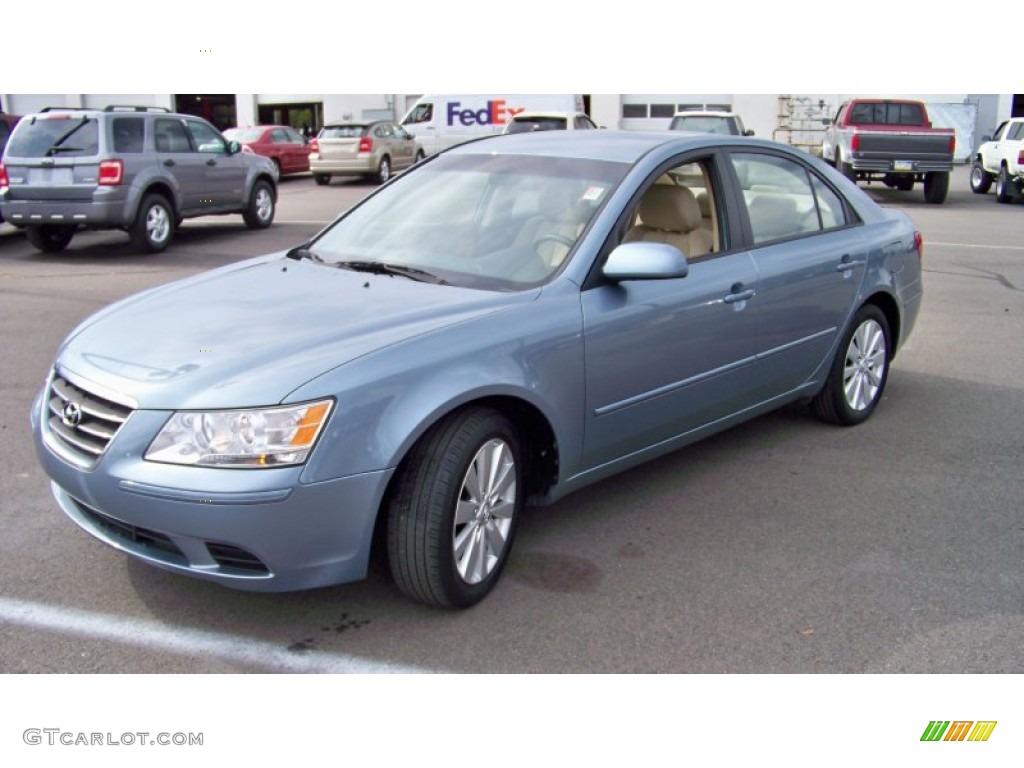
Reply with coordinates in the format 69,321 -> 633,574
0,105 -> 279,253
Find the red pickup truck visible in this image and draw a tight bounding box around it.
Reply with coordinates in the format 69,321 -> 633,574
822,99 -> 956,204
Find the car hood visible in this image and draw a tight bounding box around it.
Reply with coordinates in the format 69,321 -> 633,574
56,257 -> 535,410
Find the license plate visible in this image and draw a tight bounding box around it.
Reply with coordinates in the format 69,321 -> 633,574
893,160 -> 913,172
27,168 -> 74,185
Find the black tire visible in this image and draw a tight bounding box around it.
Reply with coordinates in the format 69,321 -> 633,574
375,156 -> 391,184
894,177 -> 914,192
272,158 -> 282,177
129,194 -> 174,253
414,150 -> 425,163
387,407 -> 524,609
25,225 -> 75,253
314,174 -> 331,186
923,171 -> 949,204
995,166 -> 1014,204
811,305 -> 891,427
243,179 -> 275,229
969,161 -> 993,194
837,154 -> 856,183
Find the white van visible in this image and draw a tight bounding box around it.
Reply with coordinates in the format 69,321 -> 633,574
401,94 -> 586,155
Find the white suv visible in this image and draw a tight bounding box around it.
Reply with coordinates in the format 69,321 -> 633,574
502,111 -> 598,134
668,110 -> 754,136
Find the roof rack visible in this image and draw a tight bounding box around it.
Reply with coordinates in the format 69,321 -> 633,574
39,106 -> 94,112
104,105 -> 171,113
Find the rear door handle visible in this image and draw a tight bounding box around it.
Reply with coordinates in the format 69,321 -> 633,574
206,159 -> 217,166
163,159 -> 175,167
835,254 -> 861,273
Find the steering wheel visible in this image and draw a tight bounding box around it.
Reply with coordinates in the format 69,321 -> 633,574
533,233 -> 575,252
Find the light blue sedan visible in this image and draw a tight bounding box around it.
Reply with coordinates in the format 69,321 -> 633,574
30,130 -> 923,608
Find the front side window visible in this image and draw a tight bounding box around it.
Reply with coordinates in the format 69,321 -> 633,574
186,120 -> 227,153
305,153 -> 629,291
402,103 -> 433,125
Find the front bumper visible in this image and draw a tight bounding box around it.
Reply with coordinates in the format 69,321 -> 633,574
31,382 -> 393,592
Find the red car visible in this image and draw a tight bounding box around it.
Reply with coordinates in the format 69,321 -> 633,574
223,125 -> 311,176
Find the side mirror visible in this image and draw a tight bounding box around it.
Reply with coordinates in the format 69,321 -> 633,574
744,129 -> 755,136
981,134 -> 992,143
821,118 -> 832,126
603,242 -> 689,282
227,140 -> 241,155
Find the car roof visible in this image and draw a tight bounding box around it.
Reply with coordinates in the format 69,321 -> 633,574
449,129 -> 767,164
510,111 -> 586,119
672,110 -> 737,118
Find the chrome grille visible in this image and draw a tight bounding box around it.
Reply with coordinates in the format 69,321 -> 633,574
47,372 -> 133,464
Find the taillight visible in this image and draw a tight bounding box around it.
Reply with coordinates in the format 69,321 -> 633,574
0,163 -> 8,191
309,137 -> 319,153
949,135 -> 956,153
851,133 -> 860,152
1018,149 -> 1024,166
913,230 -> 923,260
98,159 -> 123,186
358,137 -> 373,153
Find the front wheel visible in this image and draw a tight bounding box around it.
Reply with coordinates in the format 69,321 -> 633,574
387,407 -> 524,609
26,225 -> 75,253
129,194 -> 174,253
970,161 -> 993,194
996,166 -> 1015,204
414,150 -> 425,163
923,171 -> 949,204
314,174 -> 331,186
243,180 -> 275,229
811,305 -> 890,426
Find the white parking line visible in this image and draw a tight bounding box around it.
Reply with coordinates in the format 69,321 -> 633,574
930,241 -> 1024,251
0,596 -> 432,674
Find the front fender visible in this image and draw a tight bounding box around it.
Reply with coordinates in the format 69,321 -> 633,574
292,286 -> 586,486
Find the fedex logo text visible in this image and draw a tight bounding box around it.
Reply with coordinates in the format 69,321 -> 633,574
446,100 -> 524,127
920,720 -> 997,742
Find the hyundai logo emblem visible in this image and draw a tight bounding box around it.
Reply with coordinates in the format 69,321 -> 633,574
61,401 -> 82,428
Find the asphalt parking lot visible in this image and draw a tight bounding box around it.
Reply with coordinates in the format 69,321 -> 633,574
1,165 -> 1021,674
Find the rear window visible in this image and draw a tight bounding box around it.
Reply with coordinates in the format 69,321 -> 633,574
847,102 -> 924,126
7,115 -> 100,157
669,116 -> 737,135
320,125 -> 366,139
224,128 -> 264,143
505,117 -> 568,134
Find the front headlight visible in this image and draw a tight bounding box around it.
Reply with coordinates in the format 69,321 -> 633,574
144,400 -> 333,468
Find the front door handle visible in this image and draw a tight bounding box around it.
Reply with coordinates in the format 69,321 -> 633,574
724,285 -> 756,304
206,159 -> 217,166
163,159 -> 176,167
835,254 -> 860,273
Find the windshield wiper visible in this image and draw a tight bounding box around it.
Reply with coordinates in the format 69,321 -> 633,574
285,246 -> 324,263
45,117 -> 90,157
334,260 -> 448,285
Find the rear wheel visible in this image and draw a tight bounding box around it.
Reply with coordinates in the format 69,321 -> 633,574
811,305 -> 890,426
970,161 -> 993,194
314,174 -> 331,186
996,166 -> 1015,203
243,180 -> 275,229
387,407 -> 524,609
129,194 -> 174,253
25,225 -> 75,253
375,156 -> 391,184
923,171 -> 949,204
837,153 -> 856,183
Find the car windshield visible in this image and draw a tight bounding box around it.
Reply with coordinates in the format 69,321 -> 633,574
224,128 -> 264,142
6,115 -> 100,157
306,152 -> 630,291
669,116 -> 736,135
320,125 -> 365,138
505,117 -> 568,133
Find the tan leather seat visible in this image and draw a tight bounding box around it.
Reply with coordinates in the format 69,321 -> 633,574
624,185 -> 712,258
516,184 -> 589,267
